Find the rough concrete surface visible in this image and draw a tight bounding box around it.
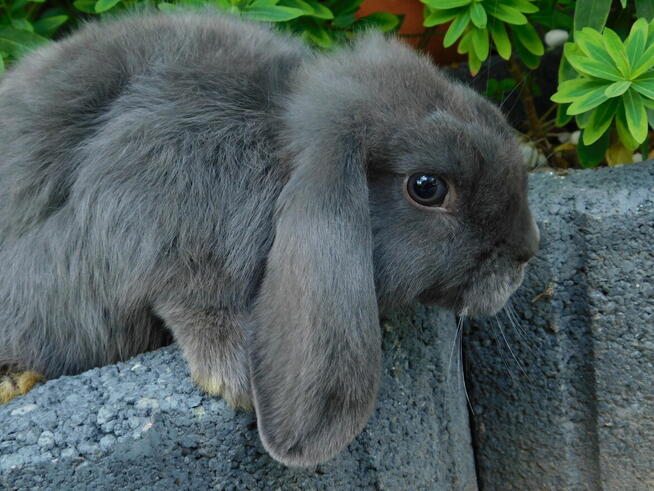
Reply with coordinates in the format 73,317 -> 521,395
464,161 -> 654,490
0,307 -> 477,490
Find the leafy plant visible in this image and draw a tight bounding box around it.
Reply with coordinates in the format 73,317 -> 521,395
420,0 -> 544,75
0,0 -> 403,71
0,0 -> 68,71
552,18 -> 654,166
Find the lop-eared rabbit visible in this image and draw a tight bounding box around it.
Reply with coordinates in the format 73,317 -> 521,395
0,11 -> 539,466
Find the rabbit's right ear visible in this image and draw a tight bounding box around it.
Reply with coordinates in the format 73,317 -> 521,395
249,131 -> 381,467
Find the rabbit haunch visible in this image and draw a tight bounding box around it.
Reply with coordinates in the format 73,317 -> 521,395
0,11 -> 539,467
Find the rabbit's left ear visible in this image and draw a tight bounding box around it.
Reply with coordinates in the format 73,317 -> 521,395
249,136 -> 381,467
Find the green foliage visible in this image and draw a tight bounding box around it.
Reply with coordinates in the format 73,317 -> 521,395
420,0 -> 544,75
573,0 -> 611,32
552,18 -> 654,166
483,76 -> 516,101
0,0 -> 402,72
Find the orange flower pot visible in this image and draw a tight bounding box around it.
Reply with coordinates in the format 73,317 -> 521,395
357,0 -> 466,65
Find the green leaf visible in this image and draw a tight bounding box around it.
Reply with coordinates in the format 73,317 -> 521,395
250,0 -> 279,7
332,12 -> 356,28
604,80 -> 631,98
551,78 -> 608,103
577,129 -> 609,167
574,0 -> 610,32
304,0 -> 333,19
328,0 -> 363,15
616,102 -> 641,150
0,55 -> 4,74
94,0 -> 121,13
513,32 -> 540,68
631,42 -> 654,78
9,0 -> 30,11
469,3 -> 487,28
601,28 -> 630,77
11,18 -> 34,33
471,26 -> 489,60
355,12 -> 401,32
73,0 -> 97,13
576,109 -> 593,128
512,23 -> 543,55
0,26 -> 49,58
457,30 -> 472,54
443,9 -> 470,47
423,7 -> 460,26
302,21 -> 333,48
632,72 -> 654,100
625,18 -> 648,70
33,14 -> 69,37
488,4 -> 527,25
636,0 -> 654,21
565,49 -> 622,81
504,0 -> 538,14
623,89 -> 649,143
583,98 -> 618,144
566,84 -> 609,114
468,44 -> 482,75
241,6 -> 305,21
279,0 -> 313,14
574,28 -> 617,69
427,0 -> 471,8
281,0 -> 333,19
556,103 -> 574,126
488,19 -> 511,59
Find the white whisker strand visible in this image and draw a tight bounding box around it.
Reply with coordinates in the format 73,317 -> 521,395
458,317 -> 474,414
490,315 -> 517,382
494,316 -> 531,382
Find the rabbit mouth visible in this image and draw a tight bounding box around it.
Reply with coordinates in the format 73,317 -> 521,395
418,264 -> 525,318
457,265 -> 525,317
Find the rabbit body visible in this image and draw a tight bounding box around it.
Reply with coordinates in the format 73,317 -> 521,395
0,11 -> 539,466
0,13 -> 303,405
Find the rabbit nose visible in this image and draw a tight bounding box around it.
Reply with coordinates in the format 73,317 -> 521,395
515,217 -> 540,263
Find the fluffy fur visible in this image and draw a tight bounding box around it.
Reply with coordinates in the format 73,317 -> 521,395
0,11 -> 539,466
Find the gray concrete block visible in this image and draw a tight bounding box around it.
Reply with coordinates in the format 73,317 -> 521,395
464,161 -> 654,490
1,307 -> 477,490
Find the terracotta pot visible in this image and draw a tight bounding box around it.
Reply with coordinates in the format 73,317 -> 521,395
357,0 -> 466,65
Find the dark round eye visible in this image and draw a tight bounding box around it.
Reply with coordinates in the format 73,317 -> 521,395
406,173 -> 448,207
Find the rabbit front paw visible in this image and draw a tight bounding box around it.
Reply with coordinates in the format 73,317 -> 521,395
0,371 -> 45,404
191,366 -> 252,411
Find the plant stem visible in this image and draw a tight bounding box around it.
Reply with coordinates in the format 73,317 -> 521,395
507,55 -> 545,144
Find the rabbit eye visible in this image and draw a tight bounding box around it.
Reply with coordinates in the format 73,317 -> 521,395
406,173 -> 448,207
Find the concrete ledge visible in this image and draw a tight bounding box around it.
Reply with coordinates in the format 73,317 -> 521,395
1,307 -> 477,489
464,161 -> 654,490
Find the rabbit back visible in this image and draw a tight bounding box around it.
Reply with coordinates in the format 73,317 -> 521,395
0,11 -> 306,376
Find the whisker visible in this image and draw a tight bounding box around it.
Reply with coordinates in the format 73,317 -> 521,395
448,314 -> 464,378
458,319 -> 474,415
490,315 -> 517,382
495,317 -> 529,380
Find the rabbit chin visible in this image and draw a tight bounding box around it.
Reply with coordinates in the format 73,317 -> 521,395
418,265 -> 525,318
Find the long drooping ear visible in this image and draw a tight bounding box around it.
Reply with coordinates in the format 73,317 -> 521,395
249,131 -> 381,467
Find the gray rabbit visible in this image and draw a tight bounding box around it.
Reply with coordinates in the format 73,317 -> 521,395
0,10 -> 539,466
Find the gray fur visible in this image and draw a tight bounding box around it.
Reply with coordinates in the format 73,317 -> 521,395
0,11 -> 538,466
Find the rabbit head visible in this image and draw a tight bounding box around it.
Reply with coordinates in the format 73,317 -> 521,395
249,33 -> 539,467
